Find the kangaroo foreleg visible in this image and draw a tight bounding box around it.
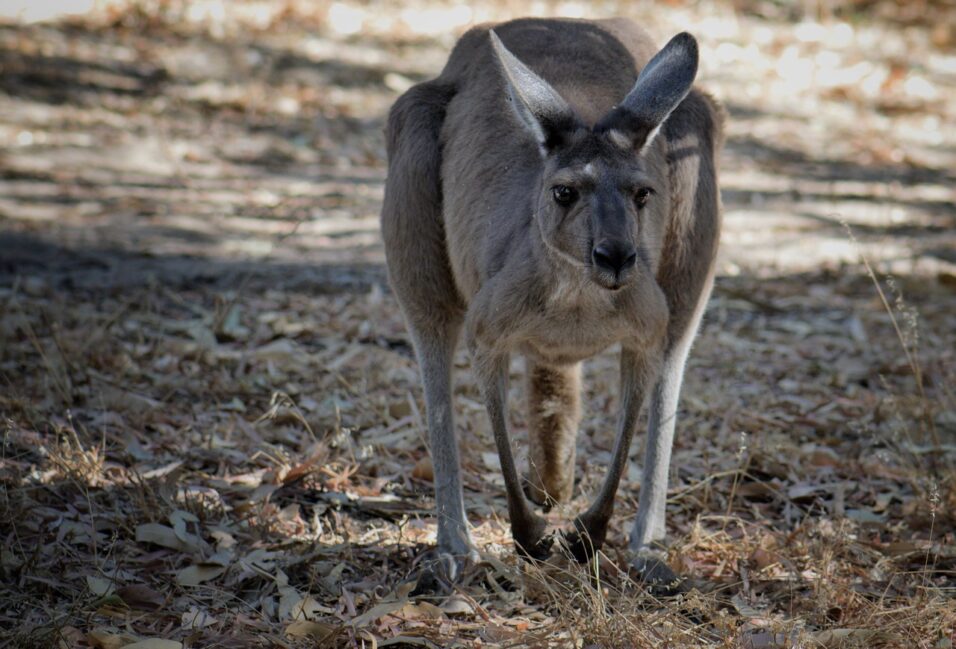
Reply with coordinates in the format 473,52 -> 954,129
473,351 -> 551,560
565,348 -> 659,563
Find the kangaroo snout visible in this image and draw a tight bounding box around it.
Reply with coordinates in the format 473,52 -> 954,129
592,240 -> 637,279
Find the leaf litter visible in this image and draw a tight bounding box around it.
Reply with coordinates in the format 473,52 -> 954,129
1,0 -> 955,647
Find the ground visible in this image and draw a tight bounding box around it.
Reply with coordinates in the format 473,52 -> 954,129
1,1 -> 955,647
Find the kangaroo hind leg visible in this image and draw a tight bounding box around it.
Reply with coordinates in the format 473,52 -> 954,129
381,80 -> 474,582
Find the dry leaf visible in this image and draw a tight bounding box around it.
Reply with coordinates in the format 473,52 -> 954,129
739,631 -> 793,649
176,564 -> 225,586
181,606 -> 218,629
135,524 -> 198,553
123,641 -> 183,649
814,629 -> 899,647
253,339 -> 303,363
278,585 -> 301,620
350,588 -> 412,629
116,584 -> 165,611
391,601 -> 444,621
379,637 -> 439,648
86,575 -> 115,596
285,620 -> 339,642
292,595 -> 334,620
440,595 -> 474,617
87,630 -> 138,649
169,510 -> 199,542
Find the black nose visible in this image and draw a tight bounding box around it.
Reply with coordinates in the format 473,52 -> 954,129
592,240 -> 637,275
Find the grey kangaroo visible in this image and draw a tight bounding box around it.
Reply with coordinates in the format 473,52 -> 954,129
381,17 -> 723,586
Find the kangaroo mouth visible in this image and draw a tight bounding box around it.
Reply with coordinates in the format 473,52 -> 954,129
592,269 -> 630,291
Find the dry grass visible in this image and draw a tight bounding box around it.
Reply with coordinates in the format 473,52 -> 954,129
2,210 -> 953,649
1,1 -> 955,647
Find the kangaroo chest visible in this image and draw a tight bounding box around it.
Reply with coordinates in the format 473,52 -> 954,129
520,281 -> 634,365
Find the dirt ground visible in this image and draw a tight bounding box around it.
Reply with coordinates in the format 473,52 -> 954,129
1,1 -> 955,647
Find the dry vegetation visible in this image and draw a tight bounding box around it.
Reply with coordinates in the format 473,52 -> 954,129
1,1 -> 955,647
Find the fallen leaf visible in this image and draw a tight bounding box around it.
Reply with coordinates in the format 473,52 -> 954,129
350,584 -> 415,629
440,595 -> 474,617
278,585 -> 301,620
814,628 -> 900,647
169,510 -> 199,544
86,576 -> 115,596
391,601 -> 444,621
135,523 -> 198,553
253,339 -> 304,363
292,595 -> 334,620
124,640 -> 183,649
86,630 -> 137,649
739,631 -> 793,649
379,637 -> 440,648
176,564 -> 225,587
181,606 -> 218,629
116,584 -> 165,611
285,620 -> 339,642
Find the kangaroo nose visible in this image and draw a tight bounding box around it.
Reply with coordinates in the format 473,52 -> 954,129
592,240 -> 637,275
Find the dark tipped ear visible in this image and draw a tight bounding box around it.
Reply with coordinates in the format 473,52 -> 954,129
596,32 -> 699,150
489,30 -> 578,154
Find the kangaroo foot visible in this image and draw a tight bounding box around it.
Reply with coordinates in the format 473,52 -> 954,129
629,550 -> 685,596
512,513 -> 553,562
411,545 -> 478,596
563,513 -> 609,563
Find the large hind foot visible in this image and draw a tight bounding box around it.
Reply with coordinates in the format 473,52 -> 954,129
411,545 -> 479,596
629,550 -> 685,596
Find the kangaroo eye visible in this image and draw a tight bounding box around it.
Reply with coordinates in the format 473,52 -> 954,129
551,185 -> 578,206
634,187 -> 654,209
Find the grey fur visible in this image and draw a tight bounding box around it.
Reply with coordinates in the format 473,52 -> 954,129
597,32 -> 700,150
381,17 -> 724,578
488,30 -> 576,154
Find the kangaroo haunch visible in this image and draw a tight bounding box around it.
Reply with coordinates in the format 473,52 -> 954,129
381,17 -> 725,587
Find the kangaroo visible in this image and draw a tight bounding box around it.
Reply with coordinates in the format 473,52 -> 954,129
381,17 -> 724,588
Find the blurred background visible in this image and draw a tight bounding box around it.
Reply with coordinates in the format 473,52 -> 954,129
1,0 -> 954,279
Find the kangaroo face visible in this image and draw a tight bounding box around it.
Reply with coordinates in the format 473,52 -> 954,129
490,29 -> 695,293
535,134 -> 665,291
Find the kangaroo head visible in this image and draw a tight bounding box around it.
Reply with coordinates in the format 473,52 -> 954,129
490,31 -> 698,290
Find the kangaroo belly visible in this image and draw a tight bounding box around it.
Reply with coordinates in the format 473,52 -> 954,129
522,306 -> 631,365
522,334 -> 619,366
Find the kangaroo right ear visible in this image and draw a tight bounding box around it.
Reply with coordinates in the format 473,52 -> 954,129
489,30 -> 579,155
596,32 -> 699,150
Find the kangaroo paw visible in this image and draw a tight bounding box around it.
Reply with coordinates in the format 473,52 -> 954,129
563,514 -> 608,563
513,514 -> 553,562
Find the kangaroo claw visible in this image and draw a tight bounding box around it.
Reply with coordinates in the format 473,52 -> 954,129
515,531 -> 554,562
562,514 -> 609,563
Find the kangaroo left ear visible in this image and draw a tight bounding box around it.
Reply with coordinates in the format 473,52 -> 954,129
596,32 -> 699,150
489,30 -> 580,155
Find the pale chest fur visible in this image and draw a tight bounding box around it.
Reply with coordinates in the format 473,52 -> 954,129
519,274 -> 636,365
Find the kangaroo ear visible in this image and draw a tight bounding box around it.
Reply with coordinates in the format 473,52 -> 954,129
596,32 -> 699,150
489,30 -> 578,154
